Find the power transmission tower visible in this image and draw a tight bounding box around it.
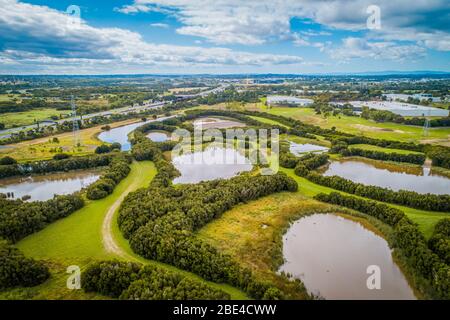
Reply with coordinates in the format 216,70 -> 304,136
71,95 -> 80,146
422,108 -> 430,137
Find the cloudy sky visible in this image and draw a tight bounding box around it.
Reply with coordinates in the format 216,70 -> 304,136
0,0 -> 449,74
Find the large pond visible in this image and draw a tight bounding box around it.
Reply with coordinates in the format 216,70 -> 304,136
172,147 -> 252,184
322,159 -> 450,195
0,170 -> 101,201
289,141 -> 329,156
98,117 -> 173,151
147,131 -> 170,142
279,214 -> 416,300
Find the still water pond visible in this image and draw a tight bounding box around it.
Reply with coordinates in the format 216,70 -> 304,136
172,147 -> 252,184
98,117 -> 173,151
279,214 -> 415,300
193,117 -> 246,129
0,170 -> 101,201
289,142 -> 329,156
322,159 -> 450,195
147,131 -> 170,142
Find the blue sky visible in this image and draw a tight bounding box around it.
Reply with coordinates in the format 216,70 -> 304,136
0,0 -> 449,74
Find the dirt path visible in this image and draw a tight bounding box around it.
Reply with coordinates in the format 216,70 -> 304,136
101,183 -> 136,259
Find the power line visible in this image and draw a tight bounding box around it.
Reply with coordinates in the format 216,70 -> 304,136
71,95 -> 80,146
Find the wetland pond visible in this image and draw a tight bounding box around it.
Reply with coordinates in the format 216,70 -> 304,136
279,214 -> 416,300
322,159 -> 450,195
289,141 -> 329,156
147,131 -> 170,142
0,169 -> 101,201
98,116 -> 173,151
172,146 -> 252,184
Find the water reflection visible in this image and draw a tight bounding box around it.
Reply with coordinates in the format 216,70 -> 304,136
147,131 -> 170,142
172,147 -> 252,184
279,214 -> 415,300
0,170 -> 101,201
322,159 -> 450,195
289,142 -> 329,156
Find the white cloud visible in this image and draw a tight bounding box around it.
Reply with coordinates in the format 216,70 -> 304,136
119,0 -> 450,52
0,0 -> 308,73
150,23 -> 169,28
330,37 -> 427,61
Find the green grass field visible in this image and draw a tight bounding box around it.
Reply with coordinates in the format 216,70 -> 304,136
1,161 -> 247,300
1,108 -> 71,128
349,144 -> 424,155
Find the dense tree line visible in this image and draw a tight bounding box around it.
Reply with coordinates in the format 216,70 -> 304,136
119,138 -> 298,299
0,194 -> 84,242
428,218 -> 450,265
343,147 -> 426,165
305,172 -> 450,212
82,260 -> 230,300
0,154 -> 114,179
331,136 -> 425,153
0,239 -> 50,289
86,154 -> 131,200
427,146 -> 450,169
314,192 -> 449,299
294,154 -> 329,177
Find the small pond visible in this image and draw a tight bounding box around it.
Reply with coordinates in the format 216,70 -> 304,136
193,117 -> 246,130
289,141 -> 329,156
172,146 -> 252,184
0,169 -> 101,201
279,214 -> 416,300
147,131 -> 170,142
98,116 -> 173,151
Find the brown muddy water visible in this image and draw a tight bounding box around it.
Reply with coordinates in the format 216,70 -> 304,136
0,169 -> 101,201
279,214 -> 416,300
322,159 -> 450,195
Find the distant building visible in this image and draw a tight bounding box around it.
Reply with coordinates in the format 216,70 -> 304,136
383,93 -> 442,103
349,101 -> 449,117
266,95 -> 314,107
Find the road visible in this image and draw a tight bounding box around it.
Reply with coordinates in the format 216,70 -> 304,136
0,84 -> 230,140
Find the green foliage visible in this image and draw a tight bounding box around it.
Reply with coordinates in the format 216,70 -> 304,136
95,144 -> 112,154
82,261 -> 230,300
306,172 -> 450,212
86,154 -> 131,200
0,240 -> 49,289
0,154 -> 114,179
344,147 -> 426,164
118,160 -> 297,299
52,153 -> 71,160
0,194 -> 84,242
0,156 -> 17,165
428,218 -> 450,264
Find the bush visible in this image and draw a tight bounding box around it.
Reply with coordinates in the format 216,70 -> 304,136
86,154 -> 131,200
95,144 -> 112,154
0,156 -> 17,165
52,153 -> 71,160
306,172 -> 450,212
0,240 -> 50,289
82,261 -> 230,300
428,218 -> 450,264
0,194 -> 84,242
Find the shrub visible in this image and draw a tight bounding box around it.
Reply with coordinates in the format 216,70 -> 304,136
0,156 -> 17,165
0,240 -> 50,289
52,153 -> 71,160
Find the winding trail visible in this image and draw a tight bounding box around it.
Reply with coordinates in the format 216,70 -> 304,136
101,161 -> 156,261
101,182 -> 136,259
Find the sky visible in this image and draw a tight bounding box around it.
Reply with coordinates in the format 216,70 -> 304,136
0,0 -> 449,74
